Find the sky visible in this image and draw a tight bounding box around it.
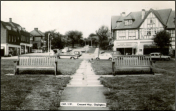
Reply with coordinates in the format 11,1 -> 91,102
1,1 -> 175,38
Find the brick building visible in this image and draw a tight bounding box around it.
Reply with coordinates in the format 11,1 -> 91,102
30,28 -> 46,52
1,18 -> 32,56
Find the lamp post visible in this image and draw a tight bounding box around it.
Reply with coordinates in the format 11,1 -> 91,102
48,33 -> 50,53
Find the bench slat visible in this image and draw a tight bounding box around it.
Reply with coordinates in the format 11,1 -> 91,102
16,66 -> 55,68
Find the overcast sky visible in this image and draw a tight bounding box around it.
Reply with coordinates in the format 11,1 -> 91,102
1,1 -> 175,38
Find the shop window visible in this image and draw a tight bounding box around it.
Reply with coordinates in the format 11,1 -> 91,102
14,36 -> 16,42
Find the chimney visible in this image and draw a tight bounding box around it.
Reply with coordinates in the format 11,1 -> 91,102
23,28 -> 26,31
9,18 -> 12,22
142,9 -> 145,19
34,28 -> 38,31
121,12 -> 126,17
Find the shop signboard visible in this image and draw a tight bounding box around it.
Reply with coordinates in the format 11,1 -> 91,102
115,42 -> 137,48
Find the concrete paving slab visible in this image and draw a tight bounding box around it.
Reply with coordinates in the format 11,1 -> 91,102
59,59 -> 109,110
60,87 -> 108,102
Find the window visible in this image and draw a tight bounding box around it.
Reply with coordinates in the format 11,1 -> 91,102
34,37 -> 41,41
125,20 -> 128,25
147,29 -> 151,36
128,30 -> 136,39
129,20 -> 132,25
125,20 -> 133,26
118,31 -> 126,39
9,35 -> 11,42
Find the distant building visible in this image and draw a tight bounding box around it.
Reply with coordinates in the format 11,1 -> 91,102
111,8 -> 175,55
30,28 -> 46,52
1,18 -> 32,56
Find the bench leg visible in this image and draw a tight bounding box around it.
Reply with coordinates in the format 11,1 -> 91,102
14,61 -> 19,75
112,61 -> 115,76
150,61 -> 154,75
55,61 -> 58,76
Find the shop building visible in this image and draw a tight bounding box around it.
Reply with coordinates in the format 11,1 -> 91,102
1,18 -> 31,56
111,8 -> 175,55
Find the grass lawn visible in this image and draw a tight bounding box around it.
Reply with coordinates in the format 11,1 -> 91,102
96,60 -> 175,110
1,59 -> 82,110
91,60 -> 112,75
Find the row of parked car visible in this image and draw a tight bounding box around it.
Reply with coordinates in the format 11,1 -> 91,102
52,48 -> 83,59
92,51 -> 171,61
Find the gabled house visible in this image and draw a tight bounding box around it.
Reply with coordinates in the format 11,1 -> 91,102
1,18 -> 32,56
111,8 -> 175,55
30,28 -> 46,52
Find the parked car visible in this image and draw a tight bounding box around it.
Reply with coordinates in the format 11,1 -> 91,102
111,51 -> 122,56
95,53 -> 112,60
74,51 -> 82,57
61,48 -> 68,53
149,52 -> 171,61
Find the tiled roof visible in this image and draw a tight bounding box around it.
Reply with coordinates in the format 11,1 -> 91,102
167,10 -> 175,29
111,16 -> 121,29
124,13 -> 134,20
113,11 -> 149,30
112,8 -> 175,30
1,21 -> 11,28
30,29 -> 44,37
156,9 -> 172,25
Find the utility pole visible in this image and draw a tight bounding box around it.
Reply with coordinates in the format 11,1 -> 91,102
48,33 -> 50,53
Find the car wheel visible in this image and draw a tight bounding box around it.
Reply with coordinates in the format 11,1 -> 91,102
96,57 -> 100,60
109,57 -> 112,60
9,54 -> 12,57
167,58 -> 170,61
70,57 -> 73,59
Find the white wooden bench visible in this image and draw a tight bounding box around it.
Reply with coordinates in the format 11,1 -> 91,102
112,55 -> 154,75
14,55 -> 57,75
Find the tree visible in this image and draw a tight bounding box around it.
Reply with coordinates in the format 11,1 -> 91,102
65,30 -> 83,48
88,33 -> 98,47
44,30 -> 65,51
153,30 -> 171,54
96,26 -> 111,48
96,26 -> 111,57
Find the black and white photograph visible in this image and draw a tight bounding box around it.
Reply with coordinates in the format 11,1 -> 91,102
1,1 -> 175,110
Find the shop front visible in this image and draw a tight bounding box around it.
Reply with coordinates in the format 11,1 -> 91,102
7,44 -> 21,56
21,45 -> 25,54
1,46 -> 5,56
114,41 -> 138,55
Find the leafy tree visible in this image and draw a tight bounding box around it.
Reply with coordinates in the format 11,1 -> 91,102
44,30 -> 65,51
88,33 -> 99,47
153,30 -> 171,54
96,26 -> 111,57
96,25 -> 111,48
65,30 -> 83,48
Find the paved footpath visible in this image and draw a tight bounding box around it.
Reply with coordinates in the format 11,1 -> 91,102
58,59 -> 109,110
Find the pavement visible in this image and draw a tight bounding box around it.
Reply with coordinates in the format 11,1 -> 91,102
58,59 -> 109,110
